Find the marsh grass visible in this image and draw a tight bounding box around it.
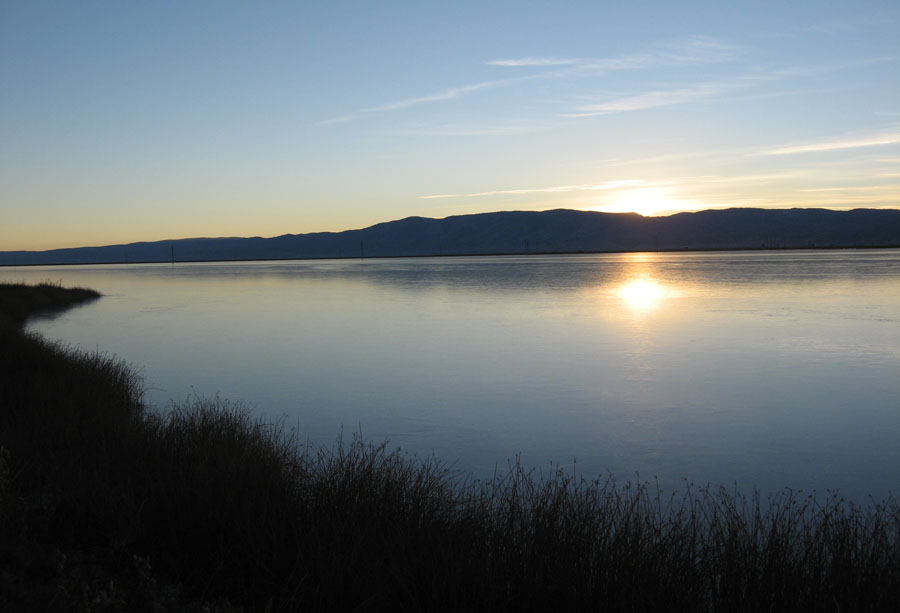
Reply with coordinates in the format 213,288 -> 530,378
1,283 -> 898,611
0,280 -> 100,330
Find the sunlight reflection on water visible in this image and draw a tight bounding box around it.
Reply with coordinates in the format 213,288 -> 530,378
617,277 -> 670,312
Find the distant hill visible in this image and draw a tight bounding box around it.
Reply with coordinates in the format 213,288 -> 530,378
2,208 -> 899,266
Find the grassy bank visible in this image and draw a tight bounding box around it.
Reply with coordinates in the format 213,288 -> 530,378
0,281 -> 100,329
1,282 -> 898,611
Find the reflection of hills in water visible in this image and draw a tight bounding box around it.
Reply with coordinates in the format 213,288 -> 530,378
29,251 -> 898,305
2,207 -> 899,266
299,250 -> 900,293
188,249 -> 900,293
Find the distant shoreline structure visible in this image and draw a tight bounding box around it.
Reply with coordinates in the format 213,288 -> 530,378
3,207 -> 899,267
2,244 -> 899,269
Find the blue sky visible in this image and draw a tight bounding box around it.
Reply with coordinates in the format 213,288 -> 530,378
2,1 -> 898,250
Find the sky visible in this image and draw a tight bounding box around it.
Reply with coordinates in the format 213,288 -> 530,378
1,1 -> 898,251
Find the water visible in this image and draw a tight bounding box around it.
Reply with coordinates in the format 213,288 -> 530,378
4,250 -> 899,501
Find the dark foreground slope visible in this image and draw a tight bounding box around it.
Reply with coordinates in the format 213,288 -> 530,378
3,208 -> 899,265
2,284 -> 899,611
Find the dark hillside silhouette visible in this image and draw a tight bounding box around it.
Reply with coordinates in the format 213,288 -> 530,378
2,208 -> 899,265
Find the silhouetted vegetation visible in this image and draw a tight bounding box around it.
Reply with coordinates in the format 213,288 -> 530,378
2,282 -> 898,611
0,281 -> 99,328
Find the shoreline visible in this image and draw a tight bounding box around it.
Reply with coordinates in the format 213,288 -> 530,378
2,243 -> 899,268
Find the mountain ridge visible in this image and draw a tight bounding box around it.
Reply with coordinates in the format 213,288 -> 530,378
3,207 -> 899,266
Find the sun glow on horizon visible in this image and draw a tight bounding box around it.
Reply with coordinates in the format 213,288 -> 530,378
595,187 -> 703,217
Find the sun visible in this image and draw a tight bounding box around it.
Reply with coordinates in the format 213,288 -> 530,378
592,187 -> 703,217
606,187 -> 671,216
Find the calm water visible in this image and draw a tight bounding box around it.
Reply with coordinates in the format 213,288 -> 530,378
5,251 -> 899,501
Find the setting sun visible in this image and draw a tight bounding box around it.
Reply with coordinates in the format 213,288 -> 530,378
599,187 -> 698,217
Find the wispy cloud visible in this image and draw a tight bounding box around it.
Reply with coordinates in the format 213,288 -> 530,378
684,171 -> 809,185
319,75 -> 538,125
758,132 -> 900,155
322,36 -> 738,126
796,183 -> 900,193
563,56 -> 896,119
653,35 -> 740,63
489,36 -> 738,71
564,81 -> 739,117
785,194 -> 900,206
487,57 -> 580,67
600,149 -> 732,167
393,123 -> 547,137
363,81 -> 501,113
420,180 -> 643,199
806,12 -> 899,35
318,114 -> 359,126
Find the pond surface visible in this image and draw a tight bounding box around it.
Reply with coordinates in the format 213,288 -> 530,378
5,250 -> 899,501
